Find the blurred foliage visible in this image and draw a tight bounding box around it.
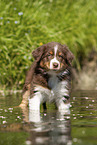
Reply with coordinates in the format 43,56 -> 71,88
0,0 -> 97,89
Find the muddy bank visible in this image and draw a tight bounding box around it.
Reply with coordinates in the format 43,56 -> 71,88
72,51 -> 97,90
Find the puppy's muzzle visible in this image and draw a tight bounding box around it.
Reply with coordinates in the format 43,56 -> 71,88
50,58 -> 60,70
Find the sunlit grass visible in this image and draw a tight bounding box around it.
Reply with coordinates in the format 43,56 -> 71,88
0,0 -> 97,89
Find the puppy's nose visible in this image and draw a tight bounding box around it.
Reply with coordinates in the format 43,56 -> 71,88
53,62 -> 58,68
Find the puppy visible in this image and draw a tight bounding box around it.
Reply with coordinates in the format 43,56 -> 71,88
20,42 -> 74,111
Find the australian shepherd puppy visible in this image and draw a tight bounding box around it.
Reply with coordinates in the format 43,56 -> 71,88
20,42 -> 74,112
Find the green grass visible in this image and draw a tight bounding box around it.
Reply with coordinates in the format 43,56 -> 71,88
0,0 -> 97,89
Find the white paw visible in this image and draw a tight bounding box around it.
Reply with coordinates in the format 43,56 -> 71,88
29,97 -> 40,111
58,103 -> 70,113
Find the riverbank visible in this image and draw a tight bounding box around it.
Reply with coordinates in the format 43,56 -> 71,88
73,51 -> 97,90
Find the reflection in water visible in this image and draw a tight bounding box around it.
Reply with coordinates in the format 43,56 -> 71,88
27,109 -> 72,145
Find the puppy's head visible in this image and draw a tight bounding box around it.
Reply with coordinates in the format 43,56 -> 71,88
32,42 -> 74,71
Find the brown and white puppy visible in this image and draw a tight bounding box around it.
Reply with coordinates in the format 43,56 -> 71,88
20,42 -> 74,111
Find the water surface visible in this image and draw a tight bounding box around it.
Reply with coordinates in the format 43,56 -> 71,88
0,90 -> 97,145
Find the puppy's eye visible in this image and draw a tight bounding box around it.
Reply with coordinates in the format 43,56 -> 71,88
49,51 -> 53,55
58,52 -> 63,58
48,51 -> 53,56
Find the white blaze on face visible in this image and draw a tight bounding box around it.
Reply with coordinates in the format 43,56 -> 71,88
50,45 -> 60,69
54,45 -> 58,57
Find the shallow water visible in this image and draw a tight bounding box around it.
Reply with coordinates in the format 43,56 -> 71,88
0,90 -> 97,145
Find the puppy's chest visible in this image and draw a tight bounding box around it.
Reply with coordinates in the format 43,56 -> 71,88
47,70 -> 69,89
48,75 -> 60,89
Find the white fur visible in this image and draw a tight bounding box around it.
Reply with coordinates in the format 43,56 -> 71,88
50,45 -> 60,69
54,45 -> 58,56
57,101 -> 70,111
29,110 -> 41,122
53,80 -> 70,111
29,94 -> 42,111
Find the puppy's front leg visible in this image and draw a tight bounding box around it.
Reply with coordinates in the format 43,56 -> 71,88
56,98 -> 70,111
29,92 -> 43,111
54,80 -> 70,112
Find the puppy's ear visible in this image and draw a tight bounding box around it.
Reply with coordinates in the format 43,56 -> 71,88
32,44 -> 46,61
63,44 -> 74,66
